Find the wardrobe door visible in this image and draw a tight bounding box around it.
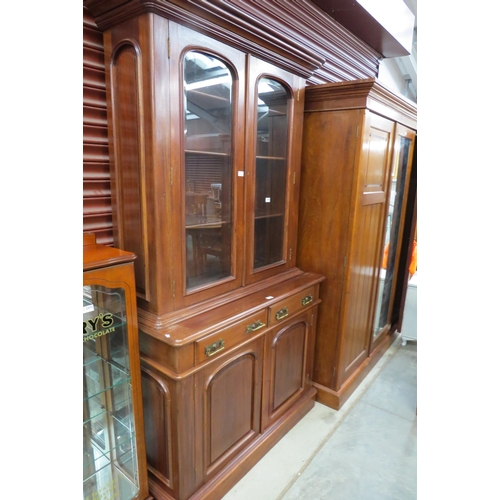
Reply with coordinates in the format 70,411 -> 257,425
370,124 -> 416,353
337,112 -> 395,385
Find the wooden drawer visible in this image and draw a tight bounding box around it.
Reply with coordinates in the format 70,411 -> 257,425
268,286 -> 316,326
195,310 -> 268,364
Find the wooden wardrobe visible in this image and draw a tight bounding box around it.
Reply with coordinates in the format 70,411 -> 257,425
297,78 -> 417,410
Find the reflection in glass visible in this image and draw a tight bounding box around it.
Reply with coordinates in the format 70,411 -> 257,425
183,51 -> 234,290
83,285 -> 140,500
373,135 -> 412,337
253,77 -> 290,269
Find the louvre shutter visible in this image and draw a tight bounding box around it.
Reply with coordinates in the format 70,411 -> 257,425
83,6 -> 113,245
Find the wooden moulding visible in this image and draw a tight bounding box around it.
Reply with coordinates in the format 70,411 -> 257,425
313,329 -> 400,410
137,269 -> 322,340
83,0 -> 380,83
305,78 -> 417,130
83,231 -> 137,270
146,388 -> 316,500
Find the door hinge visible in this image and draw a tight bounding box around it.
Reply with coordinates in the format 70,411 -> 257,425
293,171 -> 296,184
170,166 -> 173,186
356,125 -> 359,138
289,248 -> 292,260
333,366 -> 336,379
343,256 -> 346,268
172,280 -> 175,298
193,383 -> 196,401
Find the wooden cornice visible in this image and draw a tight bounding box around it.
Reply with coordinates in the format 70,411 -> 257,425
304,78 -> 417,129
83,0 -> 381,82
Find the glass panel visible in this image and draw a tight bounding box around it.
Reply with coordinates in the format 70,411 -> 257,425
83,285 -> 140,500
373,135 -> 412,337
183,51 -> 234,290
253,77 -> 290,270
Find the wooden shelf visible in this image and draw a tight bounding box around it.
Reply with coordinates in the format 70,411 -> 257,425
185,149 -> 230,157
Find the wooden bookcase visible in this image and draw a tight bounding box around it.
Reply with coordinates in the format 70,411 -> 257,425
83,4 -> 324,499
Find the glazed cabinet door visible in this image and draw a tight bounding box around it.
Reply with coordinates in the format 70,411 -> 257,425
169,24 -> 247,309
370,123 -> 416,353
83,264 -> 149,500
337,112 -> 394,386
194,337 -> 264,485
262,308 -> 316,430
244,56 -> 305,285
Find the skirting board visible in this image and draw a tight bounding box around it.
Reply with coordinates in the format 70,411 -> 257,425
147,388 -> 317,500
314,330 -> 399,410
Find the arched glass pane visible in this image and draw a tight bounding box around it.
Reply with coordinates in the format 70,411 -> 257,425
183,51 -> 233,290
253,77 -> 290,270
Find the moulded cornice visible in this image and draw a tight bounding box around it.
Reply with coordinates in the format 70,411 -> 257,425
305,78 -> 417,129
84,0 -> 381,82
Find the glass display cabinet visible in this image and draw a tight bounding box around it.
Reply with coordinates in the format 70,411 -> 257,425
83,233 -> 150,500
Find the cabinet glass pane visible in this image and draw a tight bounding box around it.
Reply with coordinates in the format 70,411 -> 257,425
253,77 -> 290,270
373,135 -> 412,337
183,51 -> 234,290
83,285 -> 140,500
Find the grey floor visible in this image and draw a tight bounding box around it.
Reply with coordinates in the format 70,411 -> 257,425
222,336 -> 417,500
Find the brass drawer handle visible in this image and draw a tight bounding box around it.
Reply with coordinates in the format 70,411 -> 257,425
245,320 -> 265,333
205,339 -> 225,357
275,307 -> 289,321
301,294 -> 313,306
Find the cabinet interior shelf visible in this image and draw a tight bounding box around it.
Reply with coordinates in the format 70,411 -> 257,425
256,156 -> 286,161
84,435 -> 137,479
185,149 -> 230,157
185,217 -> 230,228
84,356 -> 131,402
254,212 -> 284,220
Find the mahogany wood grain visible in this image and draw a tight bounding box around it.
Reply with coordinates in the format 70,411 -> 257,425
338,112 -> 394,383
197,341 -> 263,481
297,79 -> 416,410
243,56 -> 305,286
83,237 -> 150,500
88,5 -> 326,499
84,0 -> 380,83
297,109 -> 359,389
314,327 -> 399,410
261,309 -> 316,430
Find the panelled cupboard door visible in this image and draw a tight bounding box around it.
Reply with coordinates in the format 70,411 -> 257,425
261,309 -> 315,430
244,56 -> 305,286
194,337 -> 264,485
337,112 -> 395,385
170,24 -> 247,309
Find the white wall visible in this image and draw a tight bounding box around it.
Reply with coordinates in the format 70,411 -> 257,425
377,0 -> 417,103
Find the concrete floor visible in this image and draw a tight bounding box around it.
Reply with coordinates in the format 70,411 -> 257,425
222,336 -> 417,500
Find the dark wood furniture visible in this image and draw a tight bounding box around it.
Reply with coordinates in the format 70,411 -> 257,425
297,78 -> 417,410
83,233 -> 151,500
83,4 -> 325,499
